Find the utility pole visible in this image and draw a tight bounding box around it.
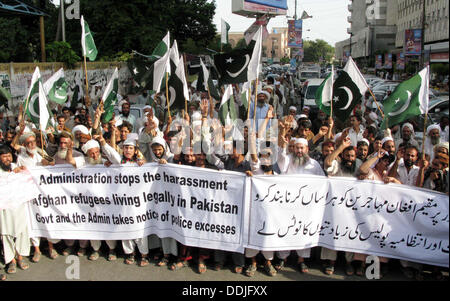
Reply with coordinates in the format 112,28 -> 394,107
294,0 -> 297,20
61,0 -> 66,42
419,0 -> 426,69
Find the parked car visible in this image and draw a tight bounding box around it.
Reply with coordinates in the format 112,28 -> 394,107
302,78 -> 324,107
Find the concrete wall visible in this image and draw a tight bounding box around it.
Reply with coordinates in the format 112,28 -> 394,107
0,62 -> 132,116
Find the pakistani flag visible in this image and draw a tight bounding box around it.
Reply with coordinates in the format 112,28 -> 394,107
43,68 -> 69,105
219,85 -> 237,125
221,18 -> 231,45
197,58 -> 220,100
315,66 -> 333,115
247,26 -> 263,82
25,67 -> 42,126
380,67 -> 429,129
0,86 -> 11,109
214,46 -> 253,85
331,57 -> 368,121
101,68 -> 119,123
139,32 -> 171,94
128,57 -> 153,89
240,81 -> 251,111
164,40 -> 187,111
38,81 -> 51,131
81,15 -> 98,61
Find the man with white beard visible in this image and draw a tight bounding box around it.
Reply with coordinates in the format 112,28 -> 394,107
15,129 -> 54,263
423,124 -> 442,161
77,136 -> 121,261
277,125 -> 325,274
51,131 -> 85,256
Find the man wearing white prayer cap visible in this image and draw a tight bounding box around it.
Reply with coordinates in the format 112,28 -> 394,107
14,126 -> 54,263
249,90 -> 272,132
395,123 -> 419,150
381,136 -> 396,156
78,136 -> 121,262
424,124 -> 442,161
276,135 -> 325,274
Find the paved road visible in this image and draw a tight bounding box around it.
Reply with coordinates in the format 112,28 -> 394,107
1,245 -> 447,282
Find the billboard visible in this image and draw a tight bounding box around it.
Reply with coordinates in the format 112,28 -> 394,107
396,53 -> 405,70
404,29 -> 422,56
375,54 -> 383,69
232,0 -> 287,16
287,20 -> 303,48
384,53 -> 392,69
246,0 -> 288,9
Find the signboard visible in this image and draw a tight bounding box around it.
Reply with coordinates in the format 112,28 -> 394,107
246,0 -> 288,9
232,0 -> 287,16
288,20 -> 303,48
375,54 -> 383,69
404,29 -> 422,56
384,53 -> 392,69
396,53 -> 405,70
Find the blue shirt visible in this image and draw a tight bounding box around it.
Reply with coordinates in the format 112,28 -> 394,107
249,101 -> 271,132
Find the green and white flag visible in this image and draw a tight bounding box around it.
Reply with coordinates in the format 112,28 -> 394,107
101,68 -> 119,123
43,68 -> 69,105
197,58 -> 220,100
0,86 -> 11,109
81,15 -> 98,61
25,67 -> 42,126
164,40 -> 186,111
219,84 -> 237,125
247,26 -> 263,82
380,66 -> 429,129
214,46 -> 253,85
331,57 -> 368,121
240,81 -> 251,111
315,65 -> 333,115
221,18 -> 231,45
139,32 -> 171,94
38,81 -> 51,131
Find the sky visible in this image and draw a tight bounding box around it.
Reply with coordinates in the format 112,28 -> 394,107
212,0 -> 351,46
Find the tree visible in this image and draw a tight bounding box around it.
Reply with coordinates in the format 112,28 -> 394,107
0,0 -> 58,62
303,39 -> 334,64
63,0 -> 217,59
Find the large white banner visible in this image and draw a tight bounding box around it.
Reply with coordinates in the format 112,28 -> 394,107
27,163 -> 247,253
0,170 -> 40,210
246,175 -> 449,267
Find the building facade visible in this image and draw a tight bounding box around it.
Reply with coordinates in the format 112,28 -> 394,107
336,0 -> 449,65
228,27 -> 290,60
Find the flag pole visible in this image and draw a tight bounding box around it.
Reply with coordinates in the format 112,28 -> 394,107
367,87 -> 385,120
183,53 -> 189,114
83,55 -> 91,108
252,78 -> 259,132
247,82 -> 252,120
165,72 -> 171,119
330,65 -> 334,119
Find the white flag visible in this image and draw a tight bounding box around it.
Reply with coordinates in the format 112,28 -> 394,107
247,26 -> 263,82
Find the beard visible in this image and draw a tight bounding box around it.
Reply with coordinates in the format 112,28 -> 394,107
26,147 -> 38,156
341,160 -> 356,174
261,164 -> 273,173
293,153 -> 309,167
0,161 -> 12,172
56,148 -> 68,160
430,137 -> 440,145
404,159 -> 414,168
87,157 -> 103,165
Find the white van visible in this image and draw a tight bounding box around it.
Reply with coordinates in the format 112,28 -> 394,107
302,78 -> 324,107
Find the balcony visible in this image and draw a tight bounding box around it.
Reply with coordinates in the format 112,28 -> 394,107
348,4 -> 353,11
347,15 -> 352,23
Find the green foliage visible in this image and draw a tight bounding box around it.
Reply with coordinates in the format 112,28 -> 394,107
100,51 -> 133,62
46,41 -> 80,68
280,56 -> 290,64
431,63 -> 448,76
234,38 -> 248,50
0,0 -> 58,62
303,39 -> 334,63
